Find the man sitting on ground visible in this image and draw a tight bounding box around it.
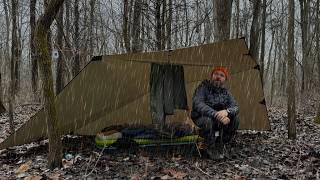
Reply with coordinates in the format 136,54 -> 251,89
191,66 -> 239,160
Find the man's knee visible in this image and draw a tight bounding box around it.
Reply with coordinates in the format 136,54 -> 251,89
230,115 -> 240,130
221,116 -> 239,143
193,116 -> 213,131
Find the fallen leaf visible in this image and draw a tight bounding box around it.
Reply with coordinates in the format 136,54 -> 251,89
24,175 -> 42,180
62,159 -> 73,169
234,175 -> 246,180
130,175 -> 143,180
49,174 -> 60,180
16,160 -> 32,174
160,175 -> 171,180
163,169 -> 187,179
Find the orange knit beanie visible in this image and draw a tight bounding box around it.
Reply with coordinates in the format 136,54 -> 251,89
211,66 -> 229,79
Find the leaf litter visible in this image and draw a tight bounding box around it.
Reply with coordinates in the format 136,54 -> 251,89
0,104 -> 319,179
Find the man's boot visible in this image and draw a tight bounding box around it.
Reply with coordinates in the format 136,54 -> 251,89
206,130 -> 224,160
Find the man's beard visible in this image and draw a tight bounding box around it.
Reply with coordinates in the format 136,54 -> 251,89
210,80 -> 224,88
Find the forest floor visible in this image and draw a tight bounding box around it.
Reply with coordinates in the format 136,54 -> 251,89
0,104 -> 319,179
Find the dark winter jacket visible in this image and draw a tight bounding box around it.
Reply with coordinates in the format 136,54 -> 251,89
191,80 -> 239,120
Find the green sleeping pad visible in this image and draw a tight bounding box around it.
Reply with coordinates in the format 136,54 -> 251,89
95,134 -> 202,147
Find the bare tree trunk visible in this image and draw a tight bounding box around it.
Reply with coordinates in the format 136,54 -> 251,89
144,0 -> 151,50
15,0 -> 20,92
155,0 -> 161,50
204,1 -> 212,44
140,0 -> 145,50
264,29 -> 275,83
123,0 -> 131,52
270,30 -> 278,105
195,0 -> 201,44
45,0 -> 52,56
235,0 -> 240,38
73,0 -> 80,76
280,59 -> 287,95
0,73 -> 5,114
249,0 -> 261,61
56,3 -> 64,94
316,105 -> 320,124
243,0 -> 249,39
287,0 -> 296,139
64,0 -> 71,82
166,0 -> 173,49
174,0 -> 179,48
89,0 -> 96,55
315,0 -> 320,124
3,0 -> 10,58
35,0 -> 65,169
317,0 -> 320,87
276,18 -> 284,97
2,0 -> 10,106
213,0 -> 233,41
299,0 -> 311,92
260,0 -> 266,79
9,0 -> 19,133
183,0 -> 189,46
132,0 -> 142,52
30,0 -> 38,94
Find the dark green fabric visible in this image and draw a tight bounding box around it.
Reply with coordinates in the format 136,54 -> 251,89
150,63 -> 188,128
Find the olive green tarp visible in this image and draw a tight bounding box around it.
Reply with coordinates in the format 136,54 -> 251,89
0,38 -> 270,149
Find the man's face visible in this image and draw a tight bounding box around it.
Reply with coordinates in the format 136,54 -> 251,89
211,70 -> 226,87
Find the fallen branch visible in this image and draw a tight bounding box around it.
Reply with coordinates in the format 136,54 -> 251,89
84,145 -> 106,177
195,162 -> 213,178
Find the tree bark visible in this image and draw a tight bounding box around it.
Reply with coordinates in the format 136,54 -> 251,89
56,3 -> 64,94
183,0 -> 189,46
9,0 -> 19,133
213,0 -> 233,41
315,0 -> 320,124
167,0 -> 173,49
65,0 -> 71,47
317,0 -> 320,87
35,0 -> 65,169
2,0 -> 9,112
260,0 -> 266,79
204,1 -> 212,43
316,104 -> 320,124
195,0 -> 201,44
174,0 -> 179,47
15,0 -> 21,91
264,29 -> 275,83
30,0 -> 38,93
89,0 -> 96,55
73,0 -> 80,77
3,0 -> 10,58
249,0 -> 261,61
123,0 -> 130,52
155,0 -> 162,50
0,73 -> 5,114
270,30 -> 278,105
235,0 -> 240,38
299,0 -> 311,92
161,0 -> 167,49
45,0 -> 52,56
132,0 -> 142,52
287,0 -> 296,139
